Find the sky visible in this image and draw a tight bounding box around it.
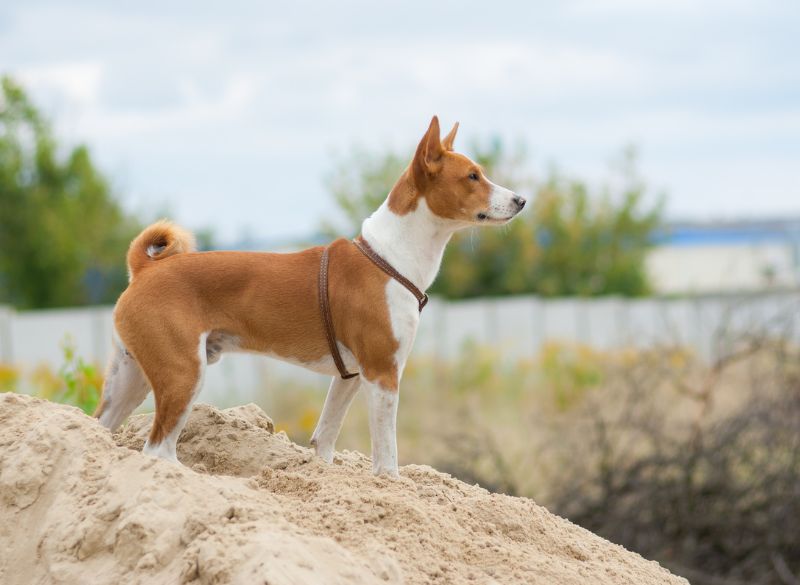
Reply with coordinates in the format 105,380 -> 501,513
1,0 -> 798,243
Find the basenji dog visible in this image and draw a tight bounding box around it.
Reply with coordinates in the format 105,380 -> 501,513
94,116 -> 526,476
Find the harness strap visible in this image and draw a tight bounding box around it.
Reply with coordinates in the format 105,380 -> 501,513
353,236 -> 429,312
318,246 -> 359,379
318,238 -> 429,380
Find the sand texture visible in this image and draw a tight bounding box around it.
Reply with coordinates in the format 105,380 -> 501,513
0,393 -> 688,585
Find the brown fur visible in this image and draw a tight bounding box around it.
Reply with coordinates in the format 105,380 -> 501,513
99,115 -> 496,448
109,238 -> 394,444
126,219 -> 196,279
388,116 -> 492,220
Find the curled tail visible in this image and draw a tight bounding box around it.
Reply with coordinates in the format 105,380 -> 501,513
127,220 -> 196,280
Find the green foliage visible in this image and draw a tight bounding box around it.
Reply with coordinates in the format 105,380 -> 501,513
322,147 -> 408,237
0,363 -> 19,392
51,336 -> 102,415
325,140 -> 663,298
1,337 -> 102,413
0,76 -> 140,308
194,227 -> 218,252
538,341 -> 604,410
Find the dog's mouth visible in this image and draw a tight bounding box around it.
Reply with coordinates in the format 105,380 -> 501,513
476,212 -> 516,224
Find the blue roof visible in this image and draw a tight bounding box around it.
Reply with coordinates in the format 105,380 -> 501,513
654,221 -> 800,247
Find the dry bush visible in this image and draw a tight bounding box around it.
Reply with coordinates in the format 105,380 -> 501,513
546,334 -> 800,585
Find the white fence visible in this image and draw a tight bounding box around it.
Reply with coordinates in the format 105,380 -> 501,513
2,290 -> 799,400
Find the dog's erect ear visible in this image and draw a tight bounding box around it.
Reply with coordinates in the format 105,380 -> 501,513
413,116 -> 444,179
442,122 -> 459,151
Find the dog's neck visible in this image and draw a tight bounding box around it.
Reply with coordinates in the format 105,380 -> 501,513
361,193 -> 458,292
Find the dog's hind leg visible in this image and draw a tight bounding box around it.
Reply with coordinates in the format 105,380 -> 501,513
310,375 -> 361,463
94,341 -> 151,431
141,332 -> 208,463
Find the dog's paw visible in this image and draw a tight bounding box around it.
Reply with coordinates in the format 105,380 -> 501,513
371,464 -> 400,478
310,438 -> 335,464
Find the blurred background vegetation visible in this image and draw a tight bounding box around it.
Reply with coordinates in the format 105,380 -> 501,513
326,140 -> 663,298
2,75 -> 662,310
0,77 -> 140,309
2,75 -> 799,585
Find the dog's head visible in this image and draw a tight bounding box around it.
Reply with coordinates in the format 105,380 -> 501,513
391,116 -> 525,226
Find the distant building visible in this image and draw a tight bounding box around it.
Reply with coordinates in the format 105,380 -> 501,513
647,219 -> 800,293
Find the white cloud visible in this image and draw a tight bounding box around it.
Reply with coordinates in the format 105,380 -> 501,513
17,61 -> 103,105
86,73 -> 259,137
566,0 -> 758,16
0,0 -> 797,241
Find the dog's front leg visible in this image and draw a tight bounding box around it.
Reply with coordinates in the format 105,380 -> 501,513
364,380 -> 400,476
310,375 -> 361,463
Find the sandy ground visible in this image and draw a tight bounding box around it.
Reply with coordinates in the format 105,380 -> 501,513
0,393 -> 688,585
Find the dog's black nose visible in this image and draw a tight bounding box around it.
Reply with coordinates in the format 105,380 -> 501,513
513,195 -> 526,210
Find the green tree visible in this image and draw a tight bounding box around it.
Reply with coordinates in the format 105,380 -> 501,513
323,147 -> 409,237
0,76 -> 140,308
325,141 -> 662,298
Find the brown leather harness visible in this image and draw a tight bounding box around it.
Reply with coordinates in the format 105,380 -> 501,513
318,236 -> 428,379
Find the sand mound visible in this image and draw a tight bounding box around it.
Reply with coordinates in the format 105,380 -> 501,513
0,393 -> 687,585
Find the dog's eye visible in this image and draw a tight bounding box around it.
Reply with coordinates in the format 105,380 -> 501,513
468,172 -> 479,181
